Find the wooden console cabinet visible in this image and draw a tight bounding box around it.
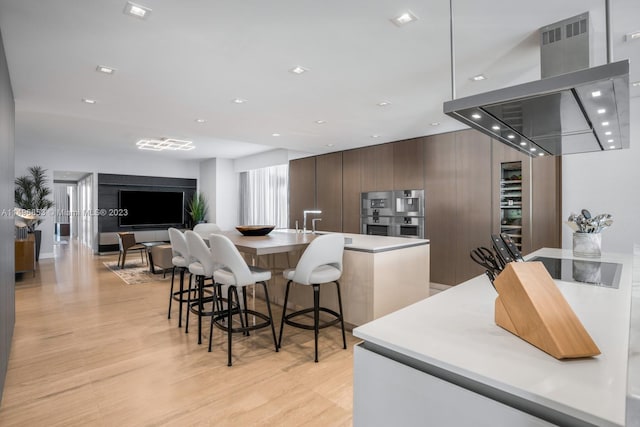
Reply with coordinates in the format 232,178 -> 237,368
15,234 -> 36,276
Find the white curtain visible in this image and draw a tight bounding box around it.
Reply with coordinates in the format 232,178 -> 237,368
240,164 -> 289,229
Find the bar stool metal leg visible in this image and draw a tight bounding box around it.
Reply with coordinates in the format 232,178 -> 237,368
335,280 -> 347,349
313,284 -> 320,363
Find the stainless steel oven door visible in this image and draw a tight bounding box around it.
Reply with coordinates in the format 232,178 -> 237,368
361,216 -> 393,236
394,216 -> 424,239
361,191 -> 394,217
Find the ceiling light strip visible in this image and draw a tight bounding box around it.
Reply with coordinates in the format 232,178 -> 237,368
136,138 -> 195,151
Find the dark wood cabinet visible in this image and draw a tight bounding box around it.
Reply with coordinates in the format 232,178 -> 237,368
393,138 -> 424,190
454,130 -> 492,284
531,155 -> 562,252
424,130 -> 492,285
315,152 -> 343,232
342,149 -> 362,234
424,133 -> 457,285
360,143 -> 394,192
288,157 -> 316,229
15,234 -> 36,276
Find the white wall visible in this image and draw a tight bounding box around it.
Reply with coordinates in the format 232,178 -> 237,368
198,158 -> 239,231
15,145 -> 200,258
198,158 -> 217,224
562,96 -> 639,254
215,159 -> 239,230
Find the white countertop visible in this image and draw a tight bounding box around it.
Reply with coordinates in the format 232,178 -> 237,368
353,248 -> 634,426
272,229 -> 429,253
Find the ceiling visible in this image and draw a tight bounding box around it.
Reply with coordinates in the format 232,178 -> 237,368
0,0 -> 638,162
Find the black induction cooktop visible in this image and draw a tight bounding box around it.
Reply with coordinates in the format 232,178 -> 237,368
529,256 -> 622,289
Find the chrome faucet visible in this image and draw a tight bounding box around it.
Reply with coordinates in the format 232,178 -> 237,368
303,210 -> 322,233
311,218 -> 322,233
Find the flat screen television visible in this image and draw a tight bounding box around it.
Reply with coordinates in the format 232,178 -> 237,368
118,190 -> 184,227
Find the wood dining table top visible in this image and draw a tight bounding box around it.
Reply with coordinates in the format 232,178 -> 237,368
217,230 -> 318,256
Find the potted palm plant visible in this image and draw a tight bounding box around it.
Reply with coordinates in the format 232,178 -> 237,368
188,192 -> 208,226
15,166 -> 54,261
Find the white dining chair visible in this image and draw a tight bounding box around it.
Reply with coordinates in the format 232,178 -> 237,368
184,230 -> 220,344
278,233 -> 346,362
167,228 -> 192,328
193,223 -> 221,239
208,233 -> 278,366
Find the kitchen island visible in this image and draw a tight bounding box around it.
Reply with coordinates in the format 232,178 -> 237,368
352,248 -> 634,426
240,230 -> 430,327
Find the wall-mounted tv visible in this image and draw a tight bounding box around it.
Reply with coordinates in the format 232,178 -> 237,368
119,190 -> 184,227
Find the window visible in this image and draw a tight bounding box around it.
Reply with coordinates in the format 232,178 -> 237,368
239,164 -> 289,228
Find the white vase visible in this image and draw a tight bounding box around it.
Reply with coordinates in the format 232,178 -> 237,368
573,232 -> 601,258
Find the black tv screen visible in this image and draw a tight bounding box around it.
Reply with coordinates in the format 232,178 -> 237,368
119,190 -> 184,227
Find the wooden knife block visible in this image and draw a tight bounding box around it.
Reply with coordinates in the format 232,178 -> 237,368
494,261 -> 600,359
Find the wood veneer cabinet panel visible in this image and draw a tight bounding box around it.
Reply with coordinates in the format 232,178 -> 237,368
455,130 -> 492,284
342,149 -> 362,234
393,138 -> 424,190
423,132 -> 457,285
316,152 -> 343,232
531,155 -> 561,251
15,234 -> 35,274
288,157 -> 316,229
360,144 -> 394,192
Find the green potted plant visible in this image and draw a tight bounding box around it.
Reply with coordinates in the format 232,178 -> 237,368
14,166 -> 54,261
188,192 -> 208,225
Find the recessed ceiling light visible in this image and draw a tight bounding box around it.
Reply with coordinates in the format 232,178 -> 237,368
96,65 -> 116,74
471,74 -> 486,81
136,138 -> 194,151
507,134 -> 515,139
538,152 -> 545,156
519,141 -> 527,146
471,113 -> 481,119
491,125 -> 500,131
430,122 -> 440,126
602,121 -> 610,126
591,90 -> 602,97
626,31 -> 640,41
289,66 -> 308,75
371,134 -> 380,138
82,98 -> 96,104
377,101 -> 391,107
607,139 -> 614,143
390,11 -> 418,27
195,119 -> 206,123
609,145 -> 616,149
632,81 -> 640,87
605,131 -> 612,135
272,133 -> 281,137
232,98 -> 247,104
326,143 -> 334,147
315,120 -> 327,124
530,147 -> 537,152
124,1 -> 151,19
597,108 -> 606,114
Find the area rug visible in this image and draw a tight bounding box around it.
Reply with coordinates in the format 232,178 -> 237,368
103,261 -> 171,285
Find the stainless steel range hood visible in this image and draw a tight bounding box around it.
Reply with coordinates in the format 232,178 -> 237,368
443,59 -> 629,157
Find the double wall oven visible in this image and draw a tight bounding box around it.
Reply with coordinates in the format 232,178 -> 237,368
361,189 -> 425,239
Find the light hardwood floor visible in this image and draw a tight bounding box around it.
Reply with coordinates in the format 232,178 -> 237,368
0,241 -> 357,426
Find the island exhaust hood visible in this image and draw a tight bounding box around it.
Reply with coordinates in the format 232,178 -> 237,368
443,12 -> 630,157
